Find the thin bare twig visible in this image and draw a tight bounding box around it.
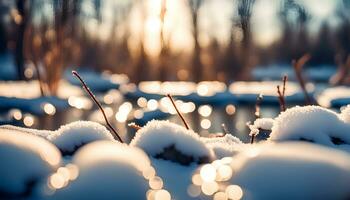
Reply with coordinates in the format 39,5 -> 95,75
221,123 -> 229,135
166,94 -> 190,130
128,122 -> 142,131
72,71 -> 123,143
292,54 -> 313,105
277,75 -> 287,111
255,94 -> 263,119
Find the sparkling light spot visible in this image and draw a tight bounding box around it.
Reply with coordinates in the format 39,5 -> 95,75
200,164 -> 216,182
217,165 -> 233,181
23,115 -> 34,127
201,119 -> 211,129
49,173 -> 65,189
225,104 -> 236,115
198,105 -> 212,117
154,189 -> 171,200
66,164 -> 79,181
143,167 -> 156,180
201,181 -> 219,195
226,185 -> 243,200
213,192 -> 228,200
187,184 -> 201,197
149,176 -> 163,190
147,99 -> 158,111
42,103 -> 56,115
11,109 -> 22,120
137,97 -> 148,108
192,174 -> 203,186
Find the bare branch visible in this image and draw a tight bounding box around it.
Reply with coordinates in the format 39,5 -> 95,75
72,71 -> 123,143
166,94 -> 190,130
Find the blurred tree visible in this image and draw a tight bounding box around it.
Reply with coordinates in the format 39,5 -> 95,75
14,0 -> 28,80
189,0 -> 204,82
237,0 -> 255,79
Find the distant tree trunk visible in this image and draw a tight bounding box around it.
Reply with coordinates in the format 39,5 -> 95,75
15,0 -> 27,80
191,3 -> 202,82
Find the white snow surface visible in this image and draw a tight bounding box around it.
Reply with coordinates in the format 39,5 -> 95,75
130,120 -> 214,161
269,106 -> 350,151
252,118 -> 274,130
0,130 -> 61,194
48,121 -> 114,155
229,142 -> 350,200
340,104 -> 350,123
317,86 -> 350,107
0,124 -> 53,138
51,141 -> 150,200
202,134 -> 247,158
1,121 -> 115,156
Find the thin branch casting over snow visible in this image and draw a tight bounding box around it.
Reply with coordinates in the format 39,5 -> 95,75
72,71 -> 123,143
166,94 -> 190,130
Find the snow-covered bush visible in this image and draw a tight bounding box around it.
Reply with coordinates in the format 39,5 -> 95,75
191,142 -> 350,200
269,106 -> 350,152
50,141 -> 169,200
130,120 -> 214,165
48,121 -> 114,156
0,130 -> 61,198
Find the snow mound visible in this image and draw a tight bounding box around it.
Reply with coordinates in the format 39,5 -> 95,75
48,121 -> 114,156
269,106 -> 350,150
340,105 -> 350,123
130,120 -> 214,165
202,134 -> 247,158
50,141 -> 154,200
0,130 -> 61,197
0,124 -> 53,138
252,118 -> 274,130
228,142 -> 350,200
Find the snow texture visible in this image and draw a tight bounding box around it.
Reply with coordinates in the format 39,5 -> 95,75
229,142 -> 350,200
51,141 -> 150,200
0,130 -> 61,196
202,134 -> 247,158
269,106 -> 350,152
130,120 -> 214,165
252,118 -> 274,130
48,121 -> 114,155
340,105 -> 350,123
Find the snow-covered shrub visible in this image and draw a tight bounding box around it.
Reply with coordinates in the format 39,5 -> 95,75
48,121 -> 114,156
50,141 -> 169,200
0,130 -> 61,198
191,142 -> 350,200
130,120 -> 214,165
269,106 -> 350,151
